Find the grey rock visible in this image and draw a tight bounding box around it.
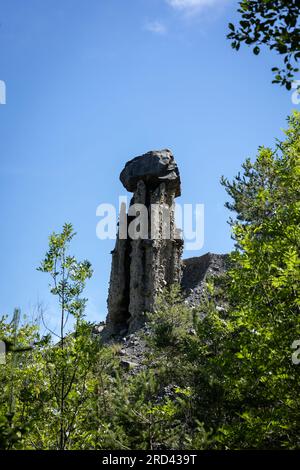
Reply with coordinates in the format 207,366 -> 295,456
181,252 -> 229,307
120,359 -> 139,370
106,149 -> 183,335
120,149 -> 181,197
93,324 -> 105,334
216,305 -> 226,313
102,151 -> 229,342
188,328 -> 197,336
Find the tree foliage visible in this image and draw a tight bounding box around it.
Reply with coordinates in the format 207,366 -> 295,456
143,112 -> 300,449
228,0 -> 300,89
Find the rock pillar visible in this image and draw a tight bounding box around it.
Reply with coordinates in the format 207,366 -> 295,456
107,149 -> 183,334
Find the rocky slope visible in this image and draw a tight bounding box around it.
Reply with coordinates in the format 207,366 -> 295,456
100,252 -> 228,372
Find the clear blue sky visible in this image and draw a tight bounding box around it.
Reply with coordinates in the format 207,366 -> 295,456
0,0 -> 296,330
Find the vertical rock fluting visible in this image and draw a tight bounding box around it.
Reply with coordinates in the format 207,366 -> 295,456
106,149 -> 183,334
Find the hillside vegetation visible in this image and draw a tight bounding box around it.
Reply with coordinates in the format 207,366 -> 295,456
0,112 -> 299,450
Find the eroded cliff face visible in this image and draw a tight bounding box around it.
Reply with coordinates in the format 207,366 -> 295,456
106,149 -> 183,334
181,252 -> 229,307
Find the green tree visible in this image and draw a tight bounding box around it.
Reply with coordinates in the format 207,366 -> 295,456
37,223 -> 96,449
0,224 -> 128,450
0,310 -> 46,449
215,111 -> 300,448
228,0 -> 300,89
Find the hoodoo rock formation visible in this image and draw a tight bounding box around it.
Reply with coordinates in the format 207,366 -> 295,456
106,149 -> 183,334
